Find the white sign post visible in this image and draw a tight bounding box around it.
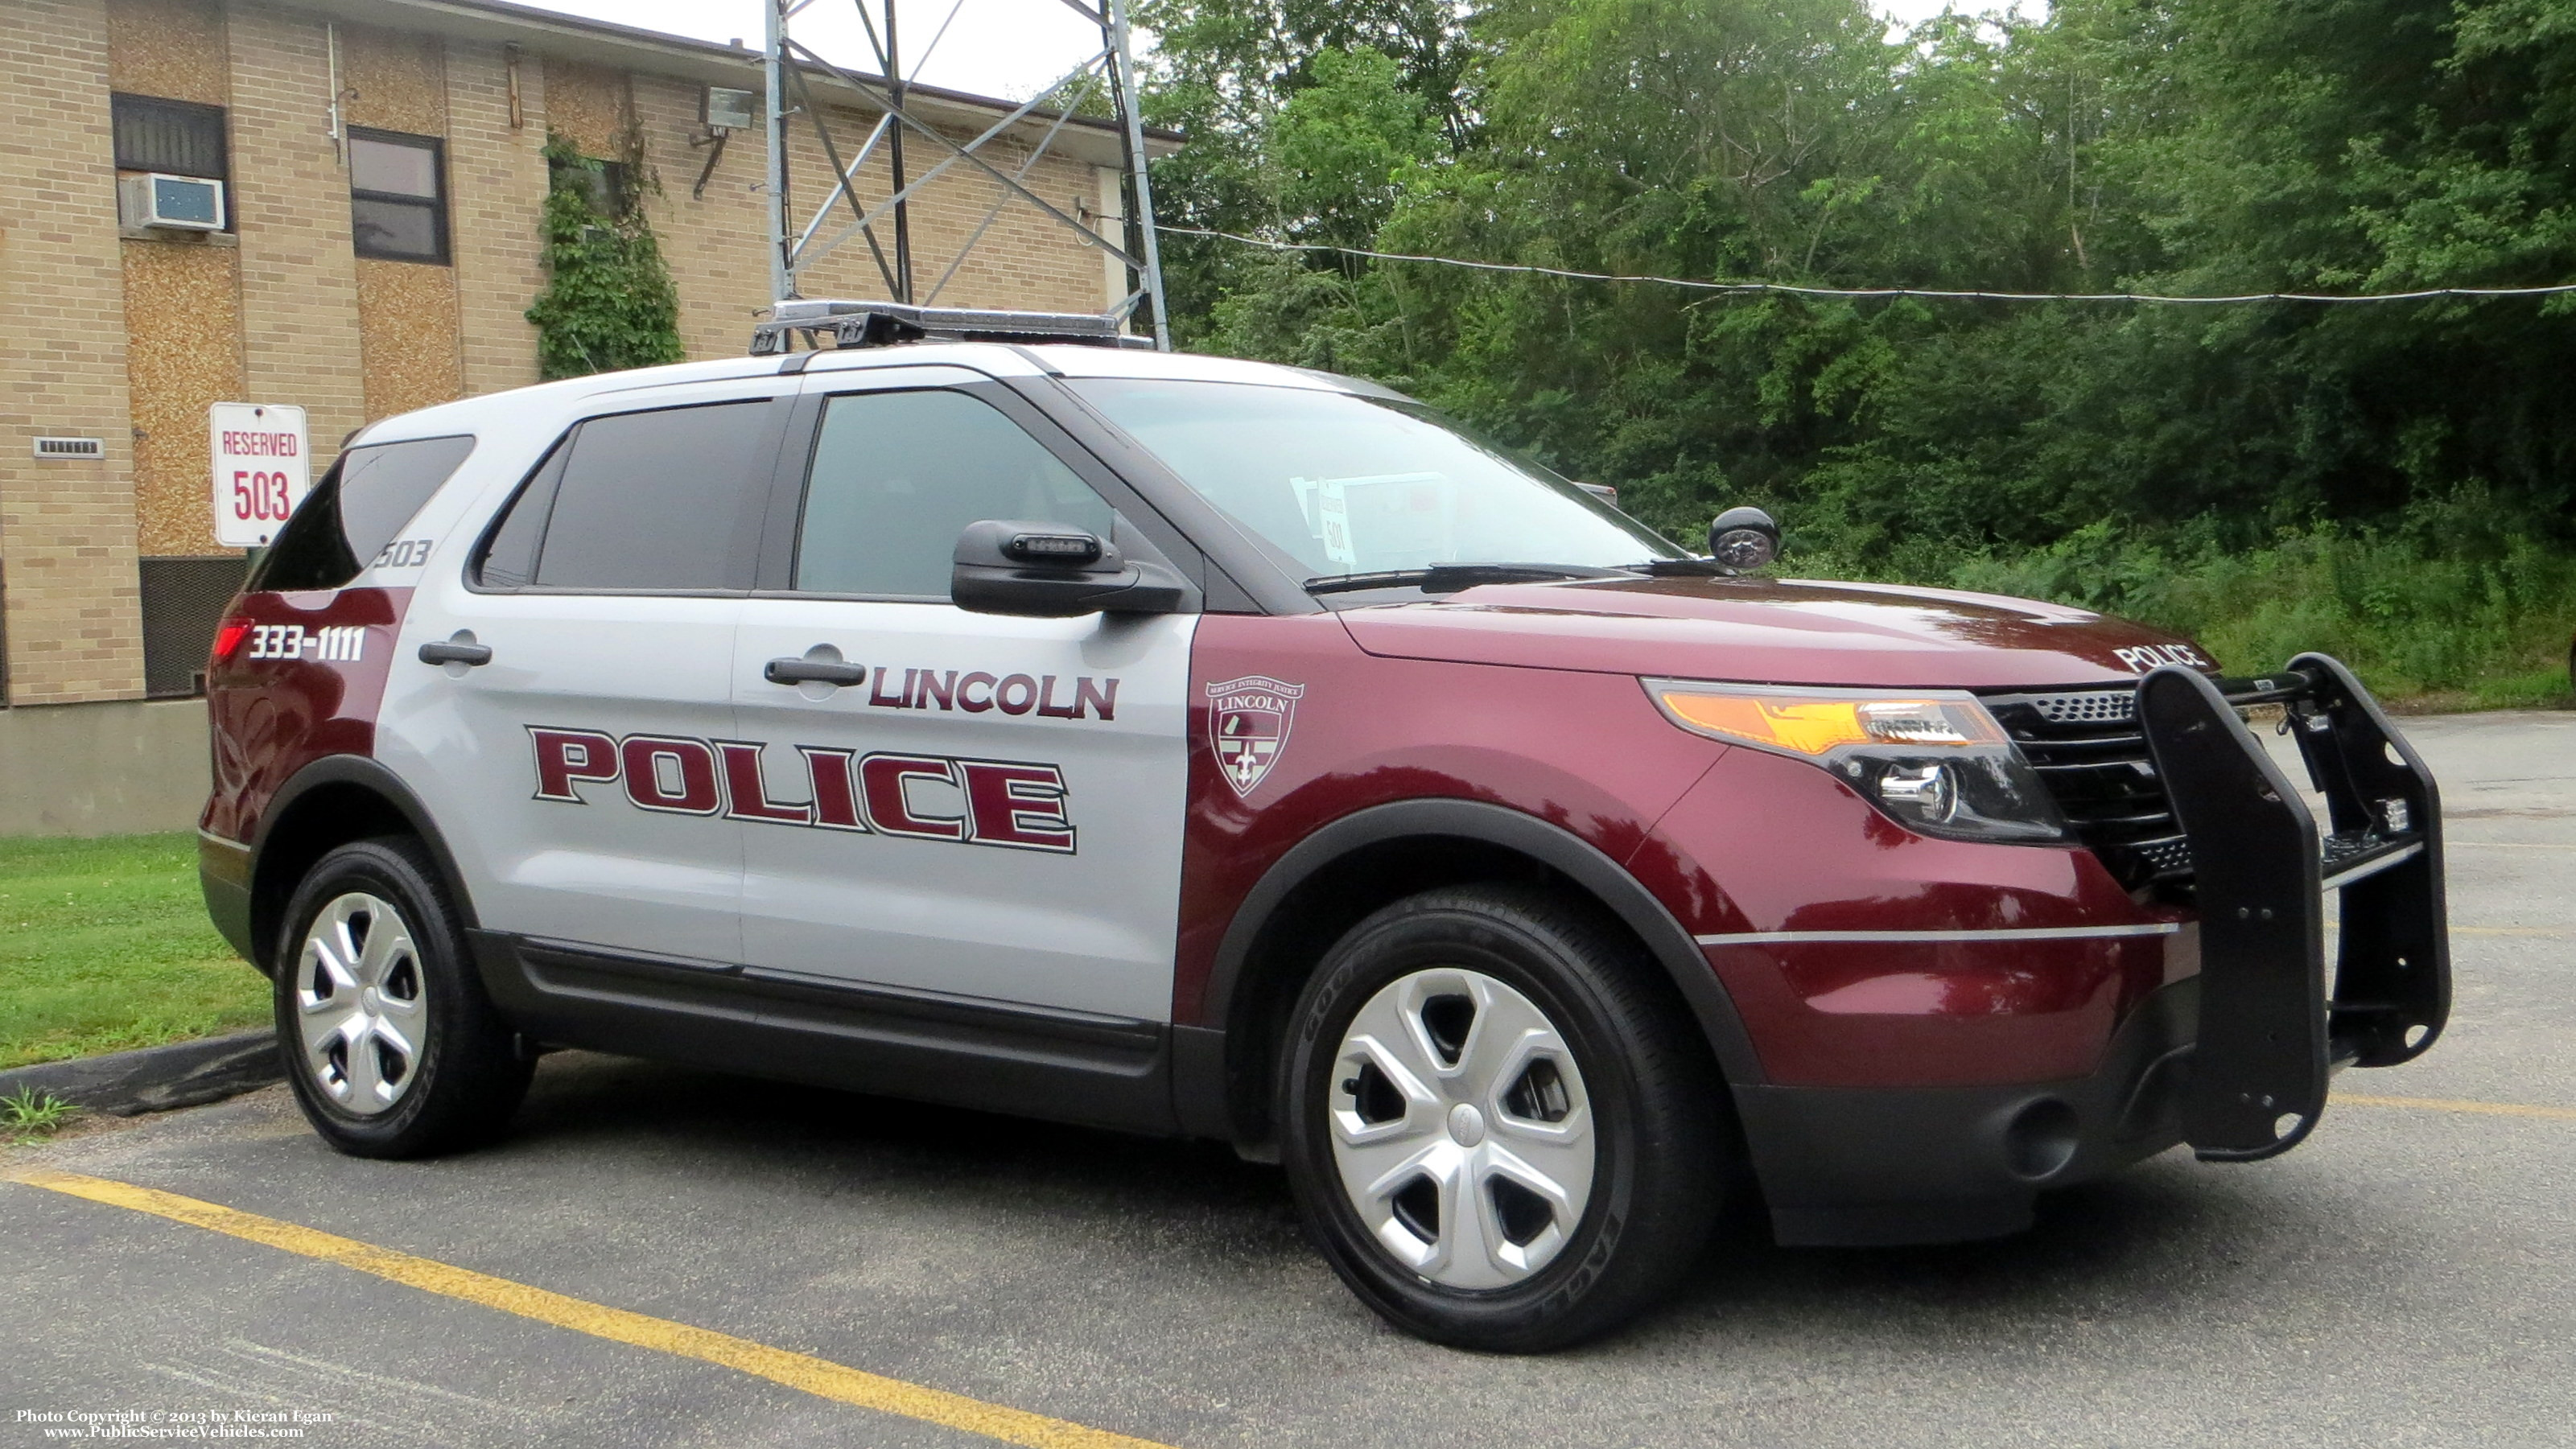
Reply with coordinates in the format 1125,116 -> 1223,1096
209,401 -> 311,548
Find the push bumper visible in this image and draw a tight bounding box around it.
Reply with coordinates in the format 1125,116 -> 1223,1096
2137,652 -> 2450,1159
1738,652 -> 2448,1245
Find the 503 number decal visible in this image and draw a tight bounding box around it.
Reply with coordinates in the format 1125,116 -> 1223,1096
372,538 -> 434,569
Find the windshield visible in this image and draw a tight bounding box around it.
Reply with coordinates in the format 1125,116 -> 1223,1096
1064,378 -> 1682,581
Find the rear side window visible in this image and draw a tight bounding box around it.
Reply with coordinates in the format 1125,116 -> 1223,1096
796,389 -> 1111,597
254,434 -> 476,591
476,401 -> 774,592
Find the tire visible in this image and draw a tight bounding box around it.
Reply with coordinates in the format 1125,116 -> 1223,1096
1280,885 -> 1729,1351
273,838 -> 530,1158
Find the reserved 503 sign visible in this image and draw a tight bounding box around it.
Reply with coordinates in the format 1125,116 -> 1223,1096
210,401 -> 310,547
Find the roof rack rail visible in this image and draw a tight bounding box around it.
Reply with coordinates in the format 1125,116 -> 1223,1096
749,300 -> 1149,356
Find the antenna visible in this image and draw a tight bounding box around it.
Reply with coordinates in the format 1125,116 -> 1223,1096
760,0 -> 1171,349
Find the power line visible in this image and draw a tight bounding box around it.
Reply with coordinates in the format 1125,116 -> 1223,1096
1158,224 -> 2576,305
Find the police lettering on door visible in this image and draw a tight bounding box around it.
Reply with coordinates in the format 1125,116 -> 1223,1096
527,728 -> 1079,854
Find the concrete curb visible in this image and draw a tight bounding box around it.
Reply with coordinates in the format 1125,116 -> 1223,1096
0,1030 -> 282,1118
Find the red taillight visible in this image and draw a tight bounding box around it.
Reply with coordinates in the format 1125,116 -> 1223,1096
212,616 -> 253,664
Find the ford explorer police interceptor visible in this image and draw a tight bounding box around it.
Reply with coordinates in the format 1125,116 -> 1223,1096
199,302 -> 2450,1351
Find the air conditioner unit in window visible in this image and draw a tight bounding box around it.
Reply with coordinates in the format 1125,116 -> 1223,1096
117,172 -> 226,232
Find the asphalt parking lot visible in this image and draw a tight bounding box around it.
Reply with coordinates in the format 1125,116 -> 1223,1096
4,709 -> 2570,1448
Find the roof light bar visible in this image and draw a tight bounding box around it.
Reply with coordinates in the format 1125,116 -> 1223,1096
748,300 -> 1148,355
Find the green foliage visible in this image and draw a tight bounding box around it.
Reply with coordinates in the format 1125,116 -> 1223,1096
0,833 -> 266,1070
1141,0 -> 2576,702
3,1085 -> 76,1141
1945,511 -> 2576,705
526,134 -> 686,381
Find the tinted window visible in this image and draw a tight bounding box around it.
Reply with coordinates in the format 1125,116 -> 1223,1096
797,390 -> 1111,597
473,444 -> 565,590
504,401 -> 773,592
255,434 -> 476,591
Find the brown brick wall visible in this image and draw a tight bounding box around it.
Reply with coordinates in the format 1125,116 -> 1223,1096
341,25 -> 463,422
542,60 -> 626,159
109,0 -> 247,562
631,70 -> 774,362
226,4 -> 365,463
773,97 -> 1117,319
105,0 -> 227,106
122,239 -> 245,557
340,24 -> 446,137
1,0 -> 147,703
447,39 -> 545,397
6,2 -> 1144,706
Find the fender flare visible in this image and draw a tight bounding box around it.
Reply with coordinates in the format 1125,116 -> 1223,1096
249,755 -> 480,966
1201,798 -> 1768,1096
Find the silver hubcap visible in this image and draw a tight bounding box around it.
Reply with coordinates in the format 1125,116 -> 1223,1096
294,892 -> 426,1116
1328,967 -> 1597,1289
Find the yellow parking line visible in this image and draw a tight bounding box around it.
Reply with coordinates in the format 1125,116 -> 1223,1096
2339,1094 -> 2576,1122
5,1170 -> 1176,1449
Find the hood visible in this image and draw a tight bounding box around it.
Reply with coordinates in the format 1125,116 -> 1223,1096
1334,575 -> 2215,690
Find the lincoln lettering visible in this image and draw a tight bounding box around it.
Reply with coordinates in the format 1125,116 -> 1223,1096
857,666 -> 1118,718
526,727 -> 1076,853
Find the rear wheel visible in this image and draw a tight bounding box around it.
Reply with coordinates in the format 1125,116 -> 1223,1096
1280,886 -> 1729,1351
274,838 -> 529,1158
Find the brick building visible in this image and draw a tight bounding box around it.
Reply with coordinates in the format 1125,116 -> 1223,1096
0,0 -> 1169,781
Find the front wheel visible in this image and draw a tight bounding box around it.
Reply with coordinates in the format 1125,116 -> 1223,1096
274,838 -> 530,1158
1280,887 -> 1729,1351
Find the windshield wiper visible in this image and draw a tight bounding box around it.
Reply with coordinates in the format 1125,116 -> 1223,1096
1304,562 -> 1629,595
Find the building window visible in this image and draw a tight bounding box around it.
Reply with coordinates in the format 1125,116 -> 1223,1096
348,128 -> 449,264
549,151 -> 635,218
113,94 -> 229,180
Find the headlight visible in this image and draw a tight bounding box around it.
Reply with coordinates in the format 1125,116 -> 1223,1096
1644,680 -> 2069,844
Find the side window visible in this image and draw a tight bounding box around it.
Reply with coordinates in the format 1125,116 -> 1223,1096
796,389 -> 1112,597
255,434 -> 476,592
477,400 -> 774,593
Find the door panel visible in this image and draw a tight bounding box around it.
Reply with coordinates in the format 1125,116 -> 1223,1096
382,385 -> 786,966
390,592 -> 745,964
732,603 -> 1195,1021
727,376 -> 1199,1023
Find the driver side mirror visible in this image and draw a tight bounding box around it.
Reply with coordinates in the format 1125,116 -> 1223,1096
951,520 -> 1186,618
1707,506 -> 1779,573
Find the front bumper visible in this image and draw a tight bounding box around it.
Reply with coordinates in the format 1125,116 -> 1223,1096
1741,973 -> 2199,1245
1736,652 -> 2450,1245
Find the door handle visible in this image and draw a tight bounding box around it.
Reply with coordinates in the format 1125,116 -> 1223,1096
765,656 -> 868,687
418,636 -> 493,667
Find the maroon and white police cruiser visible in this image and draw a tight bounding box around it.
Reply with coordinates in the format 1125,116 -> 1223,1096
200,302 -> 2450,1350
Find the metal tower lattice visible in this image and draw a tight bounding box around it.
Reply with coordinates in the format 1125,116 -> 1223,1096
760,0 -> 1171,349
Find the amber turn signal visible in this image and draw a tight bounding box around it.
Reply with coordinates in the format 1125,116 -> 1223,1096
1649,687 -> 2002,757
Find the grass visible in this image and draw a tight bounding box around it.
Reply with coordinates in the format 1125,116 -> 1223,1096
0,832 -> 267,1071
2,1085 -> 77,1141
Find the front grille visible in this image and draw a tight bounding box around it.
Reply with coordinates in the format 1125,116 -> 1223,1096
1984,685 -> 2189,893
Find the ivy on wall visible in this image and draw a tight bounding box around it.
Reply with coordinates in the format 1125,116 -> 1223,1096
525,131 -> 685,380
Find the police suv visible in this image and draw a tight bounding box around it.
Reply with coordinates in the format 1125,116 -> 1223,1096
200,302 -> 2450,1350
